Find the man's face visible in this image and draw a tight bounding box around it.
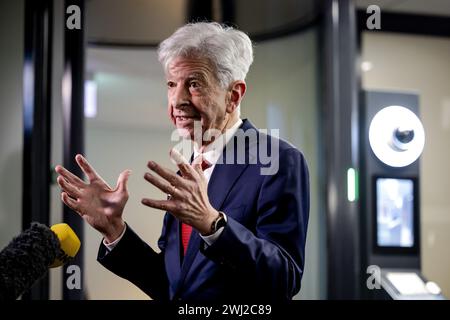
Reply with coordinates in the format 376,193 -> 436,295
166,57 -> 229,141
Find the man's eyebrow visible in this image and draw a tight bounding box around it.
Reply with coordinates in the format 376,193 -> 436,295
187,73 -> 207,81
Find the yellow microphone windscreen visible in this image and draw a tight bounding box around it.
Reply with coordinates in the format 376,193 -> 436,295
49,223 -> 81,268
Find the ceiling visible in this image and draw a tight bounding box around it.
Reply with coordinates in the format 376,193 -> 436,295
86,0 -> 450,45
86,0 -> 186,45
86,0 -> 321,45
86,0 -> 450,131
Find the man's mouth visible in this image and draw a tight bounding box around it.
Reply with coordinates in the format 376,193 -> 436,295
175,115 -> 201,122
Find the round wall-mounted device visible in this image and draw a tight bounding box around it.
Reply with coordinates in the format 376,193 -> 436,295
369,106 -> 425,167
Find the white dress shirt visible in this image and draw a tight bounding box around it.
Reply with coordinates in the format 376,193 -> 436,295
104,118 -> 243,251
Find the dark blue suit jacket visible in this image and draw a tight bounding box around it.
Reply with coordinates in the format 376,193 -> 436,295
97,119 -> 309,301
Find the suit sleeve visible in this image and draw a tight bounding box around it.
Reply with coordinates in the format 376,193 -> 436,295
200,148 -> 310,300
97,217 -> 171,300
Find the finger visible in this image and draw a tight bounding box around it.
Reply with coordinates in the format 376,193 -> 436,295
116,169 -> 132,192
61,192 -> 81,214
178,163 -> 198,180
170,149 -> 195,179
147,161 -> 183,186
57,176 -> 82,198
75,154 -> 100,182
193,163 -> 204,176
141,198 -> 176,212
144,172 -> 183,197
169,148 -> 189,165
55,165 -> 85,188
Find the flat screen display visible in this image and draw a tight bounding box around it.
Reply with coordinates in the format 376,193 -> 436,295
376,178 -> 414,248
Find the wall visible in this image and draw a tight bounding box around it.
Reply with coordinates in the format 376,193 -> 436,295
362,32 -> 450,297
0,0 -> 23,249
84,125 -> 174,299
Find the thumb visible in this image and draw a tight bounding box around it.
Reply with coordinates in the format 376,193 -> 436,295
116,169 -> 132,192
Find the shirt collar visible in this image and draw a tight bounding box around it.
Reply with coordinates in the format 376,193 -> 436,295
193,118 -> 243,166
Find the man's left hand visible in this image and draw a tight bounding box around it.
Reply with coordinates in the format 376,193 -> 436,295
141,160 -> 219,235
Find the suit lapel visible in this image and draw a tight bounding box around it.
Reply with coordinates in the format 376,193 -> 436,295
178,228 -> 201,279
207,160 -> 248,210
175,119 -> 256,293
208,119 -> 255,210
177,161 -> 249,280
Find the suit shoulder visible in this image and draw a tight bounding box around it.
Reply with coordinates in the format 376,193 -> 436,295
259,130 -> 305,157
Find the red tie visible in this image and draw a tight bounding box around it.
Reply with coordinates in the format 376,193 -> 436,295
181,156 -> 211,255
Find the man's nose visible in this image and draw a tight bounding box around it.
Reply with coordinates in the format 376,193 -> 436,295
172,84 -> 191,109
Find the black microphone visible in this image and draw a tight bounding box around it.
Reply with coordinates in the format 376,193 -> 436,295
0,222 -> 80,300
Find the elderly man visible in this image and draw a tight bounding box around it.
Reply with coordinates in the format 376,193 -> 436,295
55,22 -> 309,301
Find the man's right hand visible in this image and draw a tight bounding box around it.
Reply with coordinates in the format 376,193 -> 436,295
55,154 -> 131,243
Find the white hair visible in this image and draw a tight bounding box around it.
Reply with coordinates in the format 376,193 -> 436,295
157,22 -> 254,88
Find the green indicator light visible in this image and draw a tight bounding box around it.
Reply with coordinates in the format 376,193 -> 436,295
347,168 -> 359,202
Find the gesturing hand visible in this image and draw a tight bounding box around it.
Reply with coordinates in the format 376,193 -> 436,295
55,154 -> 131,243
141,151 -> 219,236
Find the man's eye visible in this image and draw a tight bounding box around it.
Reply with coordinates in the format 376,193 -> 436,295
167,81 -> 176,88
189,81 -> 200,89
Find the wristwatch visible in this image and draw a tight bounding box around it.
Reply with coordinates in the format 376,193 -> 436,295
210,211 -> 227,234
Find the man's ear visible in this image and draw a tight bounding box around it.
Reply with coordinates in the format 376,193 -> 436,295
226,81 -> 246,113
